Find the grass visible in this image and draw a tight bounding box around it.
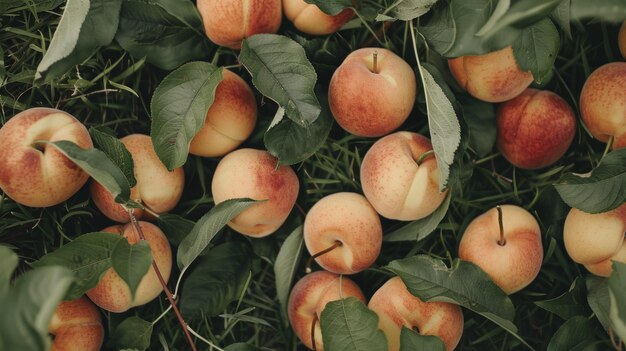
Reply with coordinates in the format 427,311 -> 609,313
0,2 -> 623,350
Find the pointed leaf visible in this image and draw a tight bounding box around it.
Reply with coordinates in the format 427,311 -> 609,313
304,0 -> 354,15
550,0 -> 572,39
384,192 -> 451,242
109,316 -> 153,351
535,277 -> 587,320
512,18 -> 560,83
477,0 -> 561,39
586,276 -> 611,332
111,239 -> 152,300
400,327 -> 446,351
90,127 -> 136,187
0,246 -> 17,295
274,226 -> 304,321
378,0 -> 438,21
157,213 -> 196,246
546,316 -> 597,351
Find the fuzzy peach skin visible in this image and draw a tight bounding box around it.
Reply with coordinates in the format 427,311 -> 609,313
496,89 -> 576,169
86,221 -> 172,312
563,204 -> 626,277
189,70 -> 257,157
211,148 -> 299,237
448,46 -> 534,103
579,62 -> 626,149
288,271 -> 366,350
90,134 -> 185,223
49,297 -> 104,351
360,132 -> 447,221
0,108 -> 93,207
328,48 -> 417,137
619,21 -> 626,60
283,0 -> 354,35
304,192 -> 382,274
197,0 -> 282,49
458,205 -> 543,294
368,277 -> 464,351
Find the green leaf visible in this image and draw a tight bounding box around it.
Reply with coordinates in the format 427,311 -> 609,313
570,0 -> 626,22
157,213 -> 196,246
546,316 -> 597,351
115,0 -> 211,70
274,226 -> 304,322
384,192 -> 451,242
180,242 -> 252,318
0,266 -> 74,351
150,62 -> 223,170
35,0 -> 122,83
0,0 -> 64,13
111,239 -> 152,300
551,0 -> 572,39
420,65 -> 461,191
177,198 -> 259,270
89,127 -> 136,187
476,0 -> 562,39
554,149 -> 626,214
377,0 -> 438,21
44,140 -> 132,205
35,232 -> 123,299
109,316 -> 153,351
0,246 -> 17,295
609,262 -> 626,342
586,276 -> 611,332
535,277 -> 587,320
240,34 -> 321,127
264,87 -> 333,165
304,0 -> 353,15
320,297 -> 388,351
399,327 -> 446,351
459,95 -> 496,157
512,18 -> 560,84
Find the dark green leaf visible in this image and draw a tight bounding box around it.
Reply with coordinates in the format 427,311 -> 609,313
111,239 -> 152,300
177,198 -> 259,270
535,277 -> 587,320
0,246 -> 17,295
377,0 -> 438,21
274,225 -> 304,322
0,0 -> 64,13
35,0 -> 122,83
35,232 -> 123,299
90,127 -> 136,187
157,213 -> 196,246
115,0 -> 211,70
477,0 -> 561,39
240,34 -> 321,126
44,140 -> 132,205
400,327 -> 446,351
150,62 -> 223,170
609,262 -> 626,341
320,297 -> 388,351
384,192 -> 451,242
570,0 -> 626,22
109,316 -> 153,351
554,149 -> 626,213
546,316 -> 597,351
459,95 -> 496,157
0,266 -> 74,351
512,18 -> 560,83
551,0 -> 572,39
180,242 -> 252,318
304,0 -> 353,15
586,276 -> 611,332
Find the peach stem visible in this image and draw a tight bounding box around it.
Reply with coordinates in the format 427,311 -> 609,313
496,205 -> 506,246
311,313 -> 319,350
372,51 -> 378,74
416,150 -> 435,165
305,241 -> 342,273
128,210 -> 198,351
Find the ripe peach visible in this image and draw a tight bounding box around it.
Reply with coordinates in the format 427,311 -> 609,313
211,148 -> 299,237
189,70 -> 257,157
619,21 -> 626,60
368,277 -> 464,351
0,107 -> 93,207
90,134 -> 184,223
448,46 -> 534,103
49,297 -> 104,351
86,221 -> 172,313
328,48 -> 416,137
303,192 -> 382,274
283,0 -> 354,35
360,132 -> 447,221
579,62 -> 626,149
563,203 -> 626,277
458,205 -> 543,294
197,0 -> 282,49
288,271 -> 366,350
496,89 -> 576,169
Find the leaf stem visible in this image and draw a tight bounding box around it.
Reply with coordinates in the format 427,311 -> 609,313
187,325 -> 225,351
305,241 -> 342,273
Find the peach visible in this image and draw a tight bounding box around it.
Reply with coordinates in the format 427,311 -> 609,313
211,148 -> 299,237
458,205 -> 543,294
303,192 -> 382,274
448,46 -> 534,103
368,277 -> 464,351
619,21 -> 626,60
563,204 -> 626,277
496,89 -> 576,169
360,132 -> 447,221
49,297 -> 104,351
579,62 -> 626,149
283,0 -> 354,35
90,134 -> 184,223
328,48 -> 417,137
0,107 -> 92,207
288,271 -> 366,350
197,0 -> 282,49
86,221 -> 172,312
189,69 -> 257,157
